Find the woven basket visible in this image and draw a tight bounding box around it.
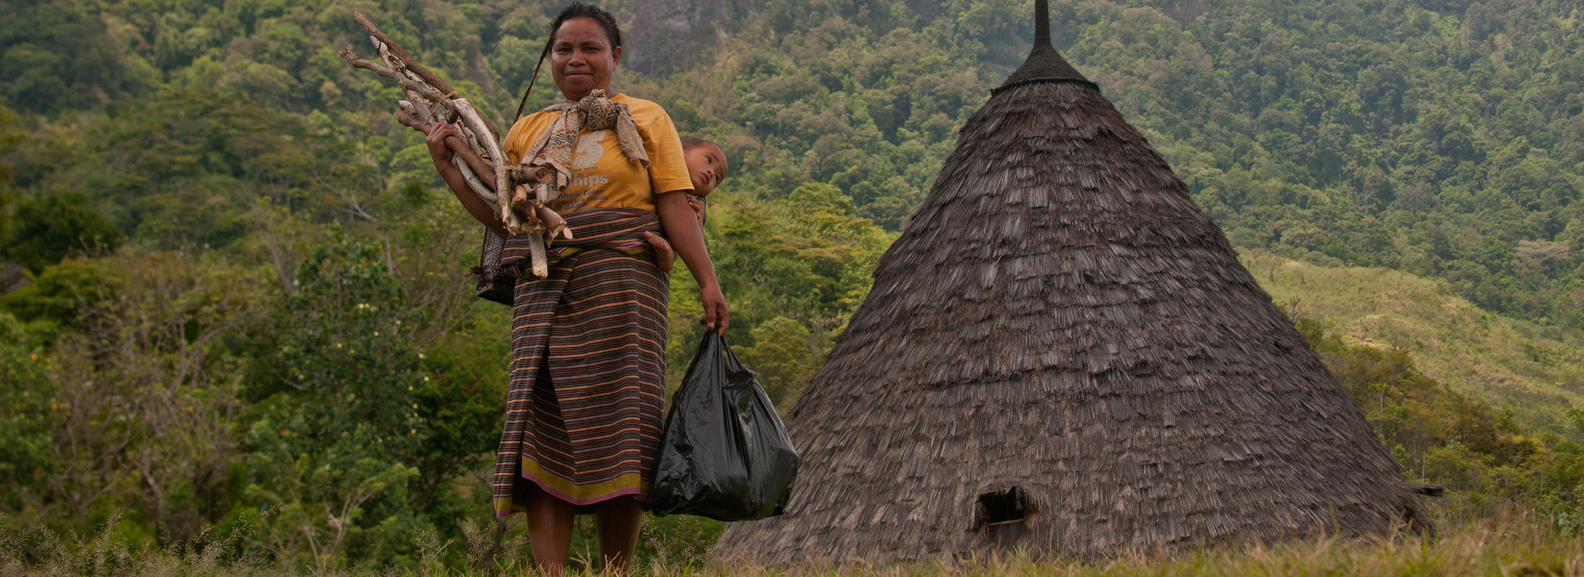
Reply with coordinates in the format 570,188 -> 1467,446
472,229 -> 514,305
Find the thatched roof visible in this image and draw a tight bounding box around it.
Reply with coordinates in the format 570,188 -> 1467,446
712,0 -> 1425,564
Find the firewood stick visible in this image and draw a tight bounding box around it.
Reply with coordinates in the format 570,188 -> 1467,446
529,235 -> 548,278
337,49 -> 444,100
364,33 -> 506,223
344,12 -> 552,277
354,13 -> 457,103
398,98 -> 434,125
455,152 -> 496,195
374,37 -> 501,172
496,167 -> 514,233
388,75 -> 496,200
381,46 -> 439,124
537,205 -> 572,241
398,100 -> 494,205
522,202 -> 544,234
458,125 -> 485,157
535,175 -> 551,204
396,112 -> 497,190
398,100 -> 435,131
451,158 -> 496,203
511,184 -> 530,210
396,114 -> 498,201
450,99 -> 506,176
376,39 -> 427,91
353,11 -> 502,141
353,15 -> 503,148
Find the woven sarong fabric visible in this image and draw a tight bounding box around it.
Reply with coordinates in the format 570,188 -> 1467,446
492,207 -> 668,515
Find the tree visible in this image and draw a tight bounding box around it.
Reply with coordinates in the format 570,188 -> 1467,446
245,229 -> 426,571
0,311 -> 55,522
4,191 -> 123,273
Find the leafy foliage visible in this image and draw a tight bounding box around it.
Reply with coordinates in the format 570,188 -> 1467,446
0,258 -> 122,334
1065,0 -> 1584,325
4,191 -> 123,273
245,230 -> 429,570
0,312 -> 55,509
0,0 -> 158,115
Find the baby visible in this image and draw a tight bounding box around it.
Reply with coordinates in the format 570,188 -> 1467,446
646,138 -> 728,271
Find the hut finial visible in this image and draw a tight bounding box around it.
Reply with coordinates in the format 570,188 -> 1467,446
1034,0 -> 1051,48
993,0 -> 1094,93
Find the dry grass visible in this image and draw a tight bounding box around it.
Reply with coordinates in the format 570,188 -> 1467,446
4,504 -> 1581,576
685,507 -> 1583,577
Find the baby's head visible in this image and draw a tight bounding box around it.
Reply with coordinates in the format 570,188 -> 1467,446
681,138 -> 727,197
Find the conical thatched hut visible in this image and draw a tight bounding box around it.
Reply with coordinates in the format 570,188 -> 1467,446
713,1 -> 1427,564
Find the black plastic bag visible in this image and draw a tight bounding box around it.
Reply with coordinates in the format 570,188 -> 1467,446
650,333 -> 799,521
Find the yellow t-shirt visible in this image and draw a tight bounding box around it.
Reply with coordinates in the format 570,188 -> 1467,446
502,94 -> 691,214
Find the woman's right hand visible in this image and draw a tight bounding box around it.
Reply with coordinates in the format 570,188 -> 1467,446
425,121 -> 508,237
426,122 -> 456,166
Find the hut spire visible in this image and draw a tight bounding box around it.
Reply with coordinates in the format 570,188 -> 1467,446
996,0 -> 1093,93
1034,0 -> 1050,46
715,0 -> 1427,565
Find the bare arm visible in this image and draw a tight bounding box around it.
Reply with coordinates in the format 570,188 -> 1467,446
656,191 -> 728,335
426,122 -> 508,238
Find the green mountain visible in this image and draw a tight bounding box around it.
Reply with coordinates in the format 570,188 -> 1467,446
5,0 -> 1583,332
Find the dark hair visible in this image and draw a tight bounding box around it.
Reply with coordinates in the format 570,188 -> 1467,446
550,2 -> 622,49
514,3 -> 625,121
680,137 -> 716,152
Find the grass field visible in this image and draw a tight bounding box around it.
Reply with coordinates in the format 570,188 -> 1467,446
5,500 -> 1581,576
1242,250 -> 1584,440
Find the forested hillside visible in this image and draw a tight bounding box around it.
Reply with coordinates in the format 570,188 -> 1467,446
3,0 -> 1584,570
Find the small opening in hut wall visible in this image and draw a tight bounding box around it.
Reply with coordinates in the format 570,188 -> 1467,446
976,487 -> 1030,527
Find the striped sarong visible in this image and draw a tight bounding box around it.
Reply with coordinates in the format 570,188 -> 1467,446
492,207 -> 668,516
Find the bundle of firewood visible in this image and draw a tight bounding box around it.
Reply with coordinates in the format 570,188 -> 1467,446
339,12 -> 567,278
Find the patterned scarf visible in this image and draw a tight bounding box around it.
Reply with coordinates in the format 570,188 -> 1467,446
518,89 -> 649,202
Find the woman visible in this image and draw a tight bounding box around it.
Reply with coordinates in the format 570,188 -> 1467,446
424,3 -> 727,574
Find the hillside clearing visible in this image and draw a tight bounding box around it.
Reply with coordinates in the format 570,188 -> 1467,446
1244,250 -> 1584,439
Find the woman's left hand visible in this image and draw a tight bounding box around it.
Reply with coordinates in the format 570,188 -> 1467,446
699,283 -> 729,336
657,191 -> 727,334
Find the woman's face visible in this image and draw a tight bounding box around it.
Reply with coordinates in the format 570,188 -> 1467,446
550,17 -> 621,101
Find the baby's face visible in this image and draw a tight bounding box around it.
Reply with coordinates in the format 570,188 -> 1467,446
683,143 -> 727,196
